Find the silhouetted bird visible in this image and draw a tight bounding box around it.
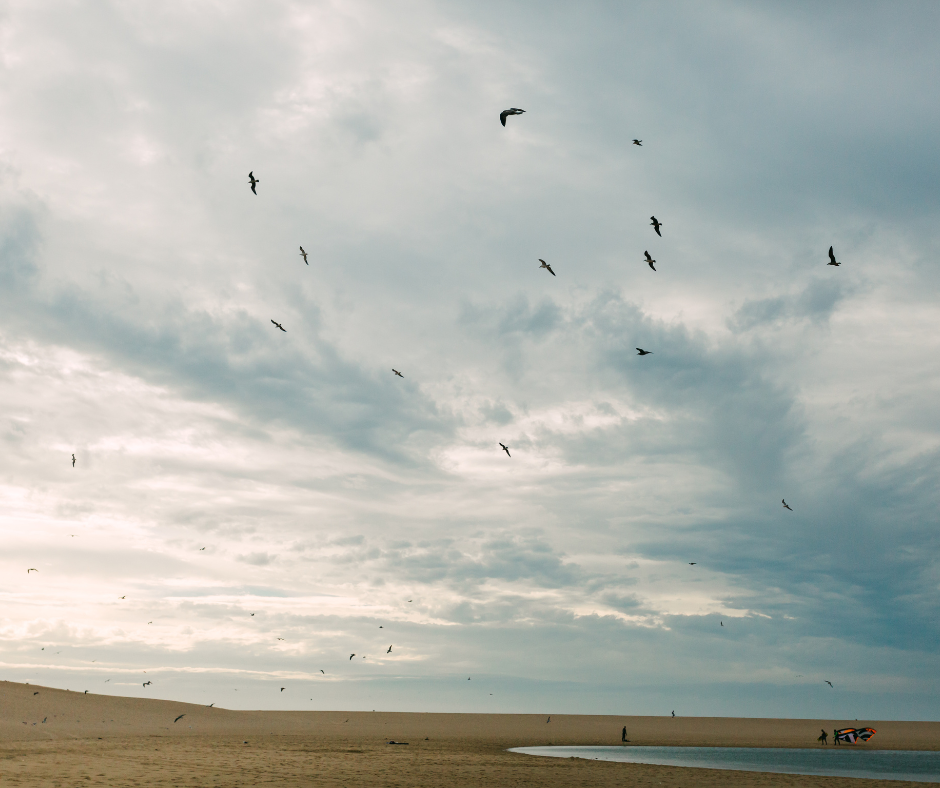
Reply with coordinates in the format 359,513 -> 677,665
636,348 -> 652,355
720,621 -> 724,626
271,320 -> 286,332
825,680 -> 833,688
349,654 -> 355,660
546,716 -> 551,723
632,139 -> 642,146
539,259 -> 555,276
199,547 -> 205,551
248,172 -> 259,194
499,108 -> 525,126
299,246 -> 309,264
33,691 -> 38,695
387,645 -> 392,654
320,670 -> 324,674
393,369 -> 403,377
27,568 -> 37,573
828,246 -> 840,266
120,596 -> 125,599
280,688 -> 285,692
688,562 -> 696,565
650,216 -> 663,237
645,251 -> 656,271
143,681 -> 151,687
207,703 -> 214,707
782,499 -> 793,511
174,714 -> 185,723
499,442 -> 511,457
72,453 -> 76,467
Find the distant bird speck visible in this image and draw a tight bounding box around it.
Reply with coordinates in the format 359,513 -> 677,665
248,171 -> 259,194
387,645 -> 392,654
538,259 -> 556,276
199,547 -> 205,551
782,499 -> 793,511
650,216 -> 663,237
271,320 -> 286,332
688,562 -> 697,565
143,681 -> 151,686
392,369 -> 403,378
828,246 -> 841,266
119,596 -> 125,599
349,653 -> 355,660
499,108 -> 525,126
320,670 -> 324,674
174,714 -> 185,723
825,680 -> 833,688
71,453 -> 76,467
27,568 -> 37,573
280,688 -> 285,692
644,251 -> 656,271
636,348 -> 652,355
632,139 -> 642,146
277,638 -> 284,641
299,246 -> 309,265
207,703 -> 214,707
499,442 -> 511,457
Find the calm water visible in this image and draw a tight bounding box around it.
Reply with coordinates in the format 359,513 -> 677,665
510,746 -> 940,783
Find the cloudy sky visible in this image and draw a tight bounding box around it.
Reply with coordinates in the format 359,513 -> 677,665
2,0 -> 939,720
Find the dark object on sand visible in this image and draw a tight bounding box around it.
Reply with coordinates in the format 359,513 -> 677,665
388,741 -> 409,745
622,726 -> 628,742
818,729 -> 828,745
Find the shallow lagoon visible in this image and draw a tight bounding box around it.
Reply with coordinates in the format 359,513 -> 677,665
510,745 -> 940,783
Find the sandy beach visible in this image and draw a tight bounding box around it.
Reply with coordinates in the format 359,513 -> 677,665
2,681 -> 938,787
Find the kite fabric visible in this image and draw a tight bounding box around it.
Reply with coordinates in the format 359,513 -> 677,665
834,727 -> 877,744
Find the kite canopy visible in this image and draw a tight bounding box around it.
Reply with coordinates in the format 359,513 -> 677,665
835,727 -> 877,744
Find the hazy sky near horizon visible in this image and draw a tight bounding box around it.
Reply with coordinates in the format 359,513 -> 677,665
2,1 -> 940,719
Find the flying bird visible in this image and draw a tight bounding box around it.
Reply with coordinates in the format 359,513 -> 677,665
392,369 -> 403,378
119,596 -> 125,599
147,621 -> 152,624
271,320 -> 286,332
71,453 -> 76,467
299,246 -> 309,265
688,562 -> 697,565
721,621 -> 723,627
248,171 -> 259,194
84,690 -> 88,694
174,714 -> 185,723
199,547 -> 205,551
632,139 -> 642,146
825,680 -> 833,688
143,681 -> 151,686
27,568 -> 37,573
828,246 -> 840,266
320,670 -> 324,674
499,108 -> 525,126
650,216 -> 663,237
387,645 -> 392,654
499,442 -> 511,457
782,499 -> 793,511
644,251 -> 656,271
280,688 -> 285,692
538,259 -> 555,276
407,599 -> 412,603
277,638 -> 284,641
636,348 -> 652,355
349,653 -> 355,660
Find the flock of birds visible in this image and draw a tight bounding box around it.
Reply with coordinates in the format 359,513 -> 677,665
40,105 -> 848,703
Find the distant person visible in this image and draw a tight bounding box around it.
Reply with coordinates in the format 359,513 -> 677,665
818,729 -> 828,745
622,726 -> 627,742
833,729 -> 840,745
671,711 -> 675,718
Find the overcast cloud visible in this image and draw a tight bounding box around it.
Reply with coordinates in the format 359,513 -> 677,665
1,0 -> 939,719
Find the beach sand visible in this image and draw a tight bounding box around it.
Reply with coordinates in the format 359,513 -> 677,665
2,681 -> 938,786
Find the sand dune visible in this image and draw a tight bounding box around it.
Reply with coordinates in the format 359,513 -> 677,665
2,681 -> 938,787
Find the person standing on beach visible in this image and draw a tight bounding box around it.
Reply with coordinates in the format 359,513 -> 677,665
818,729 -> 828,745
671,711 -> 675,718
622,726 -> 627,742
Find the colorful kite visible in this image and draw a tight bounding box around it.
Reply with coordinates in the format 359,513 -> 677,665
834,727 -> 877,744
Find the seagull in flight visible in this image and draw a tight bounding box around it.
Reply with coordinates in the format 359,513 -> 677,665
320,670 -> 325,674
392,369 -> 403,377
650,216 -> 663,237
27,568 -> 37,573
782,499 -> 793,511
827,246 -> 840,266
387,645 -> 392,654
119,596 -> 125,599
271,320 -> 286,332
280,687 -> 285,692
644,251 -> 656,271
174,714 -> 185,723
688,562 -> 697,565
538,259 -> 555,276
499,108 -> 525,126
299,246 -> 309,265
248,171 -> 259,194
143,681 -> 151,687
499,442 -> 511,457
825,680 -> 833,688
277,638 -> 284,641
636,348 -> 652,355
349,653 -> 356,660
199,547 -> 205,551
632,139 -> 642,146
72,454 -> 76,467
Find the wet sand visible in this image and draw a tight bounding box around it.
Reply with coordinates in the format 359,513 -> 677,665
2,681 -> 938,787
